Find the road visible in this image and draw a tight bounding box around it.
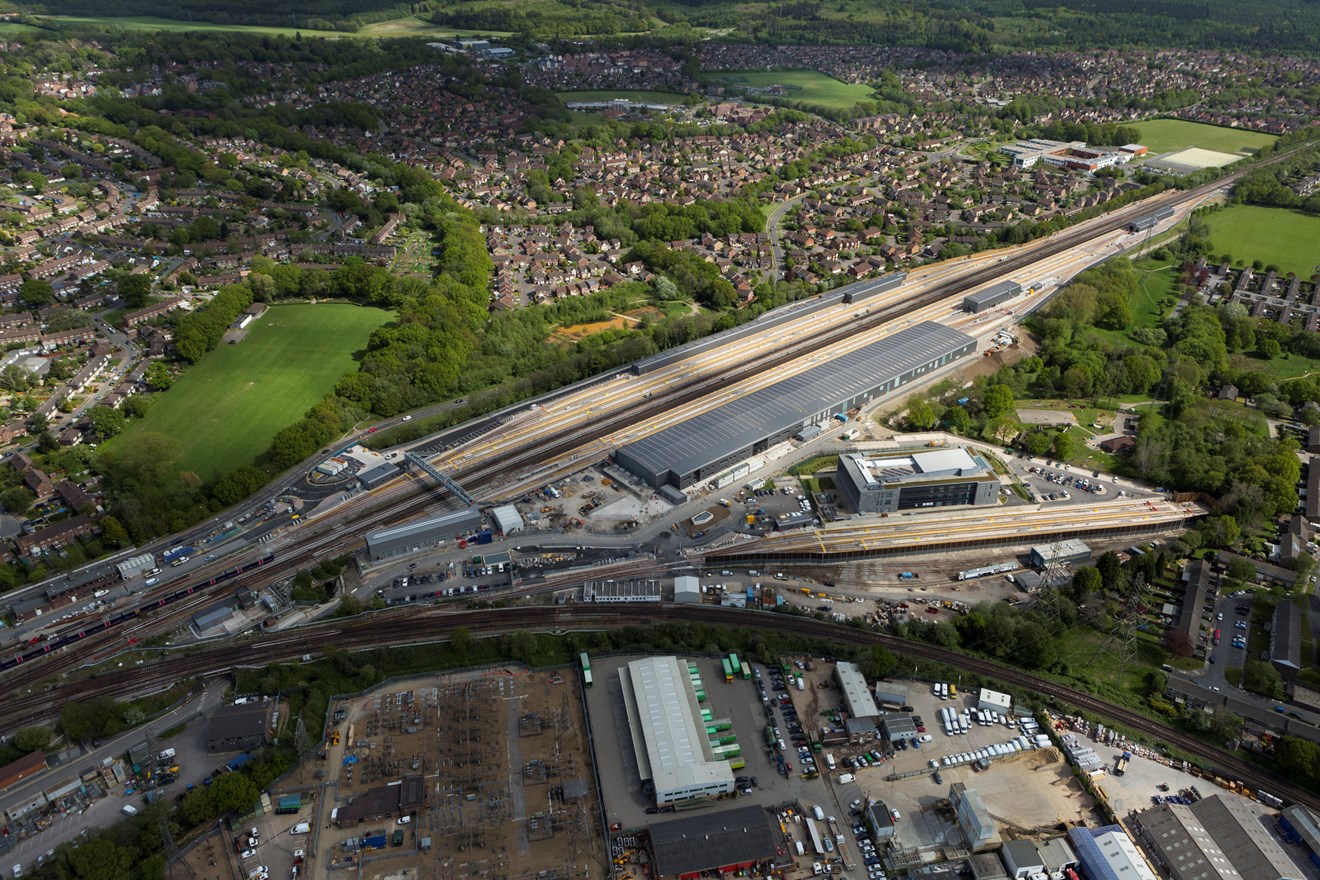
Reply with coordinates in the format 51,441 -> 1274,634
763,193 -> 806,281
0,679 -> 229,876
2,161 -> 1279,680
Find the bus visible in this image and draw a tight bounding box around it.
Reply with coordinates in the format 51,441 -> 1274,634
949,684 -> 958,699
740,661 -> 752,680
729,653 -> 740,674
721,658 -> 734,683
580,652 -> 591,673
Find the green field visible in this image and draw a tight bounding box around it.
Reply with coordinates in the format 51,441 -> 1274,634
41,14 -> 506,38
1133,119 -> 1277,156
556,90 -> 686,105
701,69 -> 875,111
108,303 -> 391,480
1205,205 -> 1320,278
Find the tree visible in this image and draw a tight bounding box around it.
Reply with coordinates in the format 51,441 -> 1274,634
19,277 -> 53,309
906,398 -> 936,430
1242,657 -> 1284,699
99,515 -> 129,548
982,384 -> 1015,420
118,274 -> 152,309
86,406 -> 127,442
1226,557 -> 1257,585
1024,429 -> 1052,456
1050,430 -> 1075,461
1208,706 -> 1242,744
1276,736 -> 1318,778
861,645 -> 898,680
1163,628 -> 1193,657
12,725 -> 51,752
208,771 -> 259,815
144,361 -> 173,391
64,837 -> 133,880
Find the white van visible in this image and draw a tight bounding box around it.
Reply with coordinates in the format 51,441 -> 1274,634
121,804 -> 139,816
158,748 -> 176,762
145,578 -> 159,587
812,804 -> 825,821
290,822 -> 311,835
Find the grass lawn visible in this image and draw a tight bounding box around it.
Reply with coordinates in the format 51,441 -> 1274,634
1204,205 -> 1320,278
107,303 -> 391,480
556,89 -> 686,105
1133,119 -> 1278,156
1238,350 -> 1320,382
41,14 -> 505,39
701,69 -> 875,112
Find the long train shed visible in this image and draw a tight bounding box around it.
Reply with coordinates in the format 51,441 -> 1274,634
616,321 -> 976,489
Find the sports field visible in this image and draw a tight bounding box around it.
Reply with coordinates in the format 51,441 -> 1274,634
42,14 -> 505,39
108,303 -> 391,480
1205,205 -> 1320,279
1133,119 -> 1277,156
557,90 -> 686,105
701,69 -> 874,111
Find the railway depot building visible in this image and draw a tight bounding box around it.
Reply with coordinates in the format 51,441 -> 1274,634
364,507 -> 481,562
616,322 -> 976,489
837,446 -> 998,514
618,656 -> 735,806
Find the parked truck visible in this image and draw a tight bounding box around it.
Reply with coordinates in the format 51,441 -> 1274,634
161,546 -> 195,565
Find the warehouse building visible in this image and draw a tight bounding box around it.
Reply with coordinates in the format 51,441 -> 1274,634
1029,539 -> 1092,567
619,656 -> 734,806
977,688 -> 1012,714
1001,838 -> 1078,879
205,702 -> 269,753
489,504 -> 524,535
1134,795 -> 1302,880
963,281 -> 1024,314
364,508 -> 481,562
616,322 -> 976,489
866,800 -> 896,841
1067,825 -> 1158,880
1278,805 -> 1320,870
673,576 -> 701,604
116,552 -> 156,580
835,661 -> 880,720
874,686 -> 907,708
334,776 -> 425,826
357,461 -> 400,490
950,783 -> 1001,852
880,713 -> 917,743
836,447 -> 998,514
649,805 -> 779,880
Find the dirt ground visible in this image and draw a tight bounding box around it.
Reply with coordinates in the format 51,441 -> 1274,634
271,668 -> 606,880
173,829 -> 232,880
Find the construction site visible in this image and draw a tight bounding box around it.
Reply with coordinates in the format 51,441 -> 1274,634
319,667 -> 607,880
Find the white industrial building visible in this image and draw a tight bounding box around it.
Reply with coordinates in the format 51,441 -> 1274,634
618,657 -> 734,807
951,783 -> 1002,852
489,504 -> 524,535
673,576 -> 701,604
116,551 -> 156,580
1068,826 -> 1158,880
836,661 -> 881,719
978,688 -> 1013,714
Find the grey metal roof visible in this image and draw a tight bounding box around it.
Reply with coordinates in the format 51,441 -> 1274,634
365,508 -> 480,555
620,322 -> 974,482
649,805 -> 778,877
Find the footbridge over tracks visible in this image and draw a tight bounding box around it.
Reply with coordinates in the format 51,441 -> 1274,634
405,451 -> 475,506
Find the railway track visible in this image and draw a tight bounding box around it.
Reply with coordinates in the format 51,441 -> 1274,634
9,603 -> 1315,812
1,157 -> 1284,691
